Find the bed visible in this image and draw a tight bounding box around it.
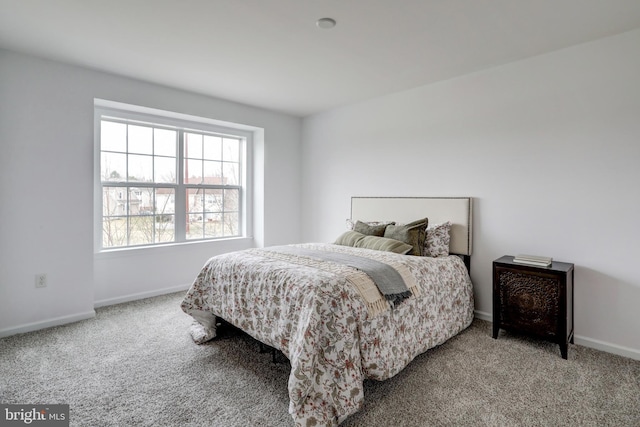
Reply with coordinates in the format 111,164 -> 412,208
181,197 -> 474,426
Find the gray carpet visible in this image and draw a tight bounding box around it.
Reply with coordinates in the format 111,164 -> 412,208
1,292 -> 638,426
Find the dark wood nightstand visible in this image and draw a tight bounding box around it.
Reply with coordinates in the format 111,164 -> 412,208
492,255 -> 574,359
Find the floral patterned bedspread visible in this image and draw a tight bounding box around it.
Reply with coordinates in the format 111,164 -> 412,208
181,243 -> 474,426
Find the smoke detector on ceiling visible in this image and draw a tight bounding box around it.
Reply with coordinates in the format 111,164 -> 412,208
316,18 -> 336,29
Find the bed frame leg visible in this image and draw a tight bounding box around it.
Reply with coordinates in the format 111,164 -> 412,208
258,342 -> 285,364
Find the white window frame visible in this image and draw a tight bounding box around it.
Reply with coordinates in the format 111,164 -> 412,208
94,99 -> 254,252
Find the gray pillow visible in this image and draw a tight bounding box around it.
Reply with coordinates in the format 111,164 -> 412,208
383,218 -> 428,256
353,220 -> 391,237
345,219 -> 394,231
334,231 -> 413,254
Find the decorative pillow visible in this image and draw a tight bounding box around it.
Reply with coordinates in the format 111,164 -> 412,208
383,218 -> 428,256
353,220 -> 388,237
334,230 -> 364,247
334,231 -> 413,254
424,221 -> 452,257
357,235 -> 413,254
346,219 -> 395,231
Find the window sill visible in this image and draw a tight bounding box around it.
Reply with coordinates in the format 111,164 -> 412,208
94,236 -> 254,259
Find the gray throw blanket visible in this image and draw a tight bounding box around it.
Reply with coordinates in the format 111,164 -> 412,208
269,246 -> 412,306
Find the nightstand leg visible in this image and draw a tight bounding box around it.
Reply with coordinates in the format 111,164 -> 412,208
492,323 -> 499,339
560,343 -> 568,360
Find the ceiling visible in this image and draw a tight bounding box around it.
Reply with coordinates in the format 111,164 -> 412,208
2,0 -> 640,117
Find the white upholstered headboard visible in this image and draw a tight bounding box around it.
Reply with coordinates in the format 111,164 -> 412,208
350,197 -> 473,256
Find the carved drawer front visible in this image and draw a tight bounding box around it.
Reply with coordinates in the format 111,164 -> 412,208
498,269 -> 560,337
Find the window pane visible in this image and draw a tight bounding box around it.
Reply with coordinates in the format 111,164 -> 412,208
154,128 -> 176,157
203,135 -> 222,160
223,212 -> 239,236
186,187 -> 203,240
185,132 -> 203,159
154,188 -> 175,243
101,121 -> 126,152
205,189 -> 223,212
127,188 -> 143,215
137,187 -> 155,215
184,159 -> 202,184
128,154 -> 153,182
186,219 -> 204,240
155,188 -> 175,215
103,187 -> 127,216
128,125 -> 153,155
103,217 -> 127,247
223,138 -> 240,162
155,156 -> 176,183
101,152 -> 126,182
223,161 -> 239,185
224,188 -> 239,211
204,213 -> 222,238
129,215 -> 154,246
155,216 -> 175,243
203,161 -> 222,184
187,188 -> 203,215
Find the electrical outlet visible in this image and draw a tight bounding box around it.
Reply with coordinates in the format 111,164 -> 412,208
35,273 -> 47,288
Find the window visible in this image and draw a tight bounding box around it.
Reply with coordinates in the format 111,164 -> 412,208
95,101 -> 250,250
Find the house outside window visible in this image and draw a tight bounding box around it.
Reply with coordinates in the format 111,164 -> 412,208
95,101 -> 251,250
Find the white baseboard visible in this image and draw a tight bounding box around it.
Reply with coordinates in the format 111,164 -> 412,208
573,335 -> 640,361
474,310 -> 492,322
94,284 -> 191,308
474,311 -> 640,361
0,285 -> 190,339
0,310 -> 96,339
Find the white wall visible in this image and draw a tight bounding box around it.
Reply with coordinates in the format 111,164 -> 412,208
301,29 -> 640,358
0,49 -> 302,335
